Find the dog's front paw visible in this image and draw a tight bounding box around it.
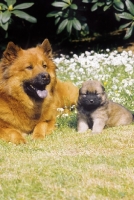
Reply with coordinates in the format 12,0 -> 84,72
32,123 -> 46,140
12,135 -> 26,144
32,133 -> 45,140
4,129 -> 26,144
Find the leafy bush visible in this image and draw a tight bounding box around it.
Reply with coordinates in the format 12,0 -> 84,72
0,0 -> 37,34
87,0 -> 134,39
47,0 -> 134,39
116,0 -> 134,39
46,0 -> 89,39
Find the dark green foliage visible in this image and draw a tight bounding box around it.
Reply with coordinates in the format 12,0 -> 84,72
0,0 -> 37,32
0,0 -> 134,51
47,0 -> 134,39
87,0 -> 134,39
46,0 -> 89,39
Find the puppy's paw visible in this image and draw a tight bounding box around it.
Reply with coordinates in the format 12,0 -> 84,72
77,129 -> 90,134
91,131 -> 101,134
77,130 -> 86,134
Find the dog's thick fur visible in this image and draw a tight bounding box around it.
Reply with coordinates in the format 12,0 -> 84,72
0,39 -> 78,144
77,80 -> 133,133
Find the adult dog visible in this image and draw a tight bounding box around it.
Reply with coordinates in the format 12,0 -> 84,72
77,80 -> 133,133
0,39 -> 78,144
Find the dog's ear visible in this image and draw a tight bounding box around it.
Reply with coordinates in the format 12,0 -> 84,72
2,42 -> 21,66
40,39 -> 52,58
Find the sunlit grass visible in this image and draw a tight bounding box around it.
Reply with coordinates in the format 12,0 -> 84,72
0,122 -> 134,199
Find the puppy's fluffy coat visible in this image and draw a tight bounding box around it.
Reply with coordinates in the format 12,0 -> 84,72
77,80 -> 133,133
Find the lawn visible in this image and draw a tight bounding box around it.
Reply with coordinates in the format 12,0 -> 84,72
0,49 -> 134,200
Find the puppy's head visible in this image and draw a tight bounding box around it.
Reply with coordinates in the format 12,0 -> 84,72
78,80 -> 107,110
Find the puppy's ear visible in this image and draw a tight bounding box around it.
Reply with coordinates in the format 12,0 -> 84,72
79,88 -> 82,95
101,85 -> 105,92
40,39 -> 52,58
2,42 -> 21,66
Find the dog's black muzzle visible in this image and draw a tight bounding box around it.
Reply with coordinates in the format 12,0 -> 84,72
23,72 -> 51,101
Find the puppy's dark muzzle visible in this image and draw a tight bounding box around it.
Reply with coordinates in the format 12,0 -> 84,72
78,93 -> 102,111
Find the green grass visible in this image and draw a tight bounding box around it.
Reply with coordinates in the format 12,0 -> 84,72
0,113 -> 134,199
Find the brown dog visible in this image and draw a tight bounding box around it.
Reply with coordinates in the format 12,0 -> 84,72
56,79 -> 78,112
77,80 -> 133,133
0,39 -> 78,144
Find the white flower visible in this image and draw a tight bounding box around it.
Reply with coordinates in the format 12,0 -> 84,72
125,64 -> 133,72
112,85 -> 118,90
85,51 -> 91,56
73,54 -> 78,59
91,50 -> 94,54
128,50 -> 133,57
79,68 -> 84,73
57,108 -> 64,112
126,89 -> 132,95
70,58 -> 74,63
62,113 -> 69,117
106,48 -> 110,52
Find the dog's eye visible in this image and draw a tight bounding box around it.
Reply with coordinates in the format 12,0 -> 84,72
43,64 -> 47,69
26,66 -> 33,70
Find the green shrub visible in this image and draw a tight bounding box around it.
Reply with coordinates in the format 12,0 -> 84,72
0,0 -> 37,36
47,0 -> 134,40
46,0 -> 89,39
87,0 -> 134,39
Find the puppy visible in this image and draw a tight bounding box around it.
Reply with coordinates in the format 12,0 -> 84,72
77,80 -> 134,133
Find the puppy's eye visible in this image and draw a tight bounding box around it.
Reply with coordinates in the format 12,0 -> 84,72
81,94 -> 86,97
26,65 -> 33,70
96,93 -> 101,97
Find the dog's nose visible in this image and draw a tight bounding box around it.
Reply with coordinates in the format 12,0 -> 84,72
40,72 -> 50,80
36,72 -> 50,85
40,73 -> 50,84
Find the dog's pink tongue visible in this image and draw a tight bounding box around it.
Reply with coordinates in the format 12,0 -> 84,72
37,90 -> 48,98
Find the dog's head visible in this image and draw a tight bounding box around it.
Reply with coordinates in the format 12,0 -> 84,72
0,39 -> 57,101
78,80 -> 107,110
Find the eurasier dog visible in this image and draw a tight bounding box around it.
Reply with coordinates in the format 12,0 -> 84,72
0,39 -> 78,144
77,80 -> 134,133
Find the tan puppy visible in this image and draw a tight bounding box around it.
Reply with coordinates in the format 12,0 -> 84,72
77,80 -> 134,133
